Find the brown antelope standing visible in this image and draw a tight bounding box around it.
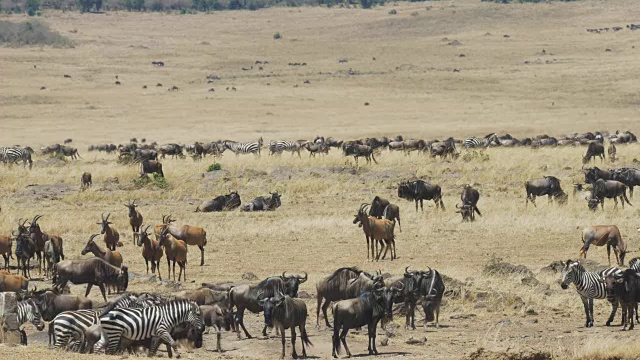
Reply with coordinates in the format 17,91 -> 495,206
137,225 -> 163,280
125,200 -> 143,245
97,213 -> 119,251
160,215 -> 207,266
157,227 -> 187,282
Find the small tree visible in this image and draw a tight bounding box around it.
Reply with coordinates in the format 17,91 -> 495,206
77,0 -> 94,12
95,0 -> 102,11
26,0 -> 39,16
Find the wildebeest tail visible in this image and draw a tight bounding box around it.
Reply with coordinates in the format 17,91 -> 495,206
623,191 -> 633,206
301,325 -> 313,347
474,206 -> 482,217
332,312 -> 341,354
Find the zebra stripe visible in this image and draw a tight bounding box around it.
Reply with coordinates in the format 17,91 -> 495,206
100,299 -> 202,356
629,257 -> 640,272
17,299 -> 44,330
0,147 -> 32,168
223,138 -> 263,155
268,141 -> 301,156
51,293 -> 165,352
561,260 -> 622,326
463,138 -> 483,149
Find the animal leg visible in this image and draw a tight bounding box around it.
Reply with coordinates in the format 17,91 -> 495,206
98,283 -> 108,302
300,325 -> 308,358
606,298 -> 619,326
145,259 -> 149,274
322,300 -> 332,328
199,245 -> 205,266
288,327 -> 294,359
340,328 -> 351,357
581,297 -> 591,327
415,200 -> 419,212
237,309 -> 253,339
368,321 -> 378,355
588,297 -> 595,327
85,283 -> 94,298
607,245 -> 612,265
216,330 -> 222,352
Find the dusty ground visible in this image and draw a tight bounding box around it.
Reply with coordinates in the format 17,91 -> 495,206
1,0 -> 640,359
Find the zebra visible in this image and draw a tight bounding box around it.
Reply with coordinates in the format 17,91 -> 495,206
223,137 -> 263,156
17,298 -> 45,344
50,293 -> 165,352
0,147 -> 33,169
463,133 -> 500,149
100,299 -> 203,356
560,259 -> 623,327
268,140 -> 302,157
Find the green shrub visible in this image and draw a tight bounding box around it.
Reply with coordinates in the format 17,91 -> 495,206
0,20 -> 72,47
207,162 -> 222,172
26,0 -> 39,15
388,8 -> 396,14
152,173 -> 169,189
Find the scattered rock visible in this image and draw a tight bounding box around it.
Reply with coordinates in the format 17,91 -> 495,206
524,307 -> 538,316
521,276 -> 540,287
463,348 -> 552,360
405,337 -> 427,345
450,313 -> 476,320
380,336 -> 389,346
242,272 -> 258,281
298,291 -> 311,299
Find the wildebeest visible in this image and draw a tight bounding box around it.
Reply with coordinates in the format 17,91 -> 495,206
455,204 -> 474,221
342,143 -> 377,165
15,228 -> 35,278
610,168 -> 640,197
580,225 -> 627,266
587,179 -> 632,210
331,286 -> 401,358
603,269 -> 640,330
59,145 -> 81,160
53,258 -> 129,302
397,180 -> 445,211
583,167 -> 611,185
196,191 -> 241,212
315,267 -> 384,329
261,293 -> 312,359
524,176 -> 567,207
229,272 -> 307,339
583,142 -> 605,164
37,290 -> 93,321
81,172 -> 92,190
140,159 -> 164,178
369,196 -> 401,232
459,184 -> 481,220
241,191 -> 281,211
159,143 -> 184,159
201,303 -> 234,352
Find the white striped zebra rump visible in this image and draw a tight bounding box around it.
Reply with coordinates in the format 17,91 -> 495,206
269,141 -> 301,156
223,138 -> 262,155
100,300 -> 202,355
52,309 -> 101,350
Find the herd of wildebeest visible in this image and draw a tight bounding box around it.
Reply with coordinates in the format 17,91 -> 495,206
1,128 -> 640,357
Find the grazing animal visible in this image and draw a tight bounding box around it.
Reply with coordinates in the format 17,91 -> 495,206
17,298 -> 45,334
261,293 -> 312,359
119,321 -> 203,356
81,234 -> 123,268
303,142 -> 329,157
460,184 -> 482,219
583,142 -> 605,164
137,225 -> 163,280
160,215 -> 207,266
580,225 -> 627,266
125,200 -> 143,244
603,269 -> 640,330
196,191 -> 241,212
0,234 -> 13,270
44,239 -> 61,278
269,140 -> 303,157
331,287 -> 401,358
353,203 -> 396,261
583,167 -> 611,185
53,258 -> 129,302
397,180 -> 445,211
15,229 -> 35,279
0,272 -> 29,292
201,303 -> 234,352
28,215 -> 61,275
463,133 -> 500,148
229,273 -> 307,338
560,260 -> 621,327
391,266 -> 444,329
241,191 -> 282,211
97,213 -> 120,251
157,227 -> 188,282
369,196 -> 401,232
81,172 -> 92,190
455,203 -> 474,221
525,176 -> 567,206
140,159 -> 164,178
158,143 -> 184,159
588,179 -> 632,210
99,299 -> 203,357
315,267 -> 384,329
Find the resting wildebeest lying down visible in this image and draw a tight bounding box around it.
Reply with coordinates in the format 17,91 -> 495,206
241,191 -> 281,211
587,179 -> 632,211
196,191 -> 241,212
525,176 -> 567,207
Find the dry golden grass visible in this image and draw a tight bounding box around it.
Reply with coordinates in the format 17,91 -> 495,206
1,0 -> 640,359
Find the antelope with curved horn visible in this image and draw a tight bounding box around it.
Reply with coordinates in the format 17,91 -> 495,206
137,225 -> 163,279
160,214 -> 207,266
97,213 -> 119,251
353,203 -> 396,261
125,200 -> 144,245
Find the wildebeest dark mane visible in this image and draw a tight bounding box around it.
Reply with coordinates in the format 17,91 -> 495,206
326,267 -> 361,283
358,291 -> 383,318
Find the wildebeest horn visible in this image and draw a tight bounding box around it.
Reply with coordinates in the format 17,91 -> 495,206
282,271 -> 288,278
405,266 -> 411,274
455,204 -> 461,209
298,272 -> 308,283
395,282 -> 405,292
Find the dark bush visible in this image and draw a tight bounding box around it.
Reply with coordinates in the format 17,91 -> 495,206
0,20 -> 72,47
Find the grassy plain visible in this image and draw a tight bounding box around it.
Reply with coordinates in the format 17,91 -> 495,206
1,0 -> 640,358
